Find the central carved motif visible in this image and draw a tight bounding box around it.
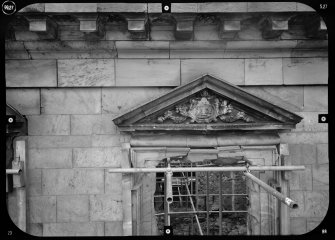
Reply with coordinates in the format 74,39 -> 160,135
156,90 -> 254,124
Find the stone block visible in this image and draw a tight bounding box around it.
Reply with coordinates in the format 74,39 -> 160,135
290,165 -> 312,191
242,86 -> 304,112
57,195 -> 89,222
102,87 -> 171,115
171,3 -> 197,12
290,218 -> 307,235
307,218 -> 322,232
317,144 -> 328,164
41,89 -> 101,114
279,132 -> 328,144
297,112 -> 328,132
289,191 -> 305,217
115,59 -> 180,86
28,136 -> 91,148
89,195 -> 123,221
29,196 -> 56,223
312,164 -> 329,190
245,59 -> 283,85
45,3 -> 97,12
198,2 -> 247,12
43,222 -> 104,236
247,2 -> 296,12
6,60 -> 57,87
105,171 -> 122,198
71,114 -> 117,135
73,147 -> 121,168
181,59 -> 244,85
27,169 -> 41,196
287,144 -> 316,165
283,58 -> 328,85
42,169 -> 104,195
28,148 -> 72,169
28,223 -> 43,236
27,115 -> 70,136
6,89 -> 40,115
305,191 -> 329,217
105,221 -> 123,236
92,135 -> 121,147
115,41 -> 169,58
98,3 -> 147,12
58,59 -> 115,87
303,86 -> 328,111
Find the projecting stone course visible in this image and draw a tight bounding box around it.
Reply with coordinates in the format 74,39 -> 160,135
115,59 -> 180,86
247,2 -> 297,12
27,115 -> 70,135
29,196 -> 56,223
73,147 -> 121,168
6,89 -> 40,115
43,222 -> 104,236
28,148 -> 72,169
45,3 -> 97,12
71,114 -> 117,135
181,59 -> 244,85
42,169 -> 104,195
58,59 -> 115,87
41,89 -> 101,114
56,195 -> 89,222
6,60 -> 57,87
89,195 -> 123,221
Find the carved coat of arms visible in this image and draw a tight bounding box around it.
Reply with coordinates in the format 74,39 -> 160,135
156,90 -> 253,124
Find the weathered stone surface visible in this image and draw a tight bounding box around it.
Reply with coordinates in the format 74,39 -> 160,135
290,218 -> 307,235
45,3 -> 97,12
305,191 -> 329,217
29,196 -> 56,223
172,3 -> 197,12
297,3 -> 316,11
105,30 -> 131,41
43,222 -> 104,236
151,30 -> 175,40
41,89 -> 101,114
102,87 -> 171,115
92,135 -> 121,147
303,87 -> 328,112
73,147 -> 121,168
27,169 -> 41,196
90,195 -> 123,221
58,59 -> 115,87
27,115 -> 70,135
28,223 -> 43,236
280,132 -> 328,144
115,41 -> 169,58
6,60 -> 57,87
312,164 -> 329,190
105,171 -> 122,198
98,3 -> 146,12
247,2 -> 296,12
6,89 -> 40,115
306,218 -> 322,232
297,112 -> 328,132
283,58 -> 328,85
57,195 -> 89,222
71,114 -> 117,135
290,191 -> 305,217
287,144 -> 317,165
290,165 -> 312,191
198,2 -> 247,12
28,148 -> 72,169
148,3 -> 161,13
181,59 -> 244,85
245,59 -> 283,85
194,29 -> 221,41
28,136 -> 91,148
242,86 -> 304,112
115,59 -> 180,86
19,3 -> 45,12
317,144 -> 328,164
105,221 -> 123,236
42,169 -> 104,195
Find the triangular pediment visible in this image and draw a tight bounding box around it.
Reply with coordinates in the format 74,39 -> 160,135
113,75 -> 302,131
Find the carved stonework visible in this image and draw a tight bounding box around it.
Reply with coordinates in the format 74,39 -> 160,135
156,90 -> 254,124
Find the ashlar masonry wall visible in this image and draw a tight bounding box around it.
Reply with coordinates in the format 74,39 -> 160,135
5,2 -> 328,236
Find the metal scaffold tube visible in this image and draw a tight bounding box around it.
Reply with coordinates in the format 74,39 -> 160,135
243,171 -> 298,209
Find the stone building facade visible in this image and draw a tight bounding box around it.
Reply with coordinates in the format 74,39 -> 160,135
5,2 -> 328,236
